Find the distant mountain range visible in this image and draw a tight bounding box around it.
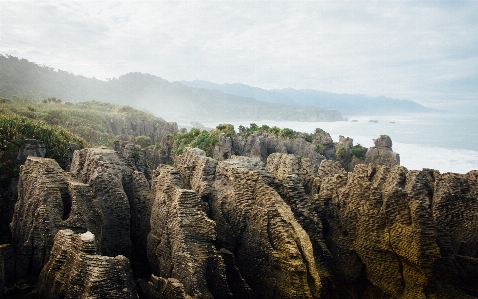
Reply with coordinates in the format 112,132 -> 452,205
0,55 -> 343,122
0,55 -> 430,124
181,80 -> 431,114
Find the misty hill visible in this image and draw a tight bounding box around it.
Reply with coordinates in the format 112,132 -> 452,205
0,55 -> 343,122
182,80 -> 431,115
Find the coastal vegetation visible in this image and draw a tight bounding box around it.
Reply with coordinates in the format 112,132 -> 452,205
0,96 -> 172,181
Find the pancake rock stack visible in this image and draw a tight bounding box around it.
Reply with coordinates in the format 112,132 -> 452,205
3,144 -> 478,299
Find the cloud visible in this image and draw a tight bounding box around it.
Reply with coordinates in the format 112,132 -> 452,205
0,0 -> 477,106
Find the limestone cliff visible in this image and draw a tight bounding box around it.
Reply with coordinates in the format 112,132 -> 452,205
3,145 -> 478,299
213,132 -> 326,166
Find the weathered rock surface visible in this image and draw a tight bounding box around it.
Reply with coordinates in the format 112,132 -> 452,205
312,129 -> 336,160
12,147 -> 152,280
38,229 -> 138,299
114,140 -> 150,178
62,143 -> 81,171
147,163 -> 232,299
16,139 -> 46,163
70,147 -> 152,264
317,162 -> 478,298
364,135 -> 400,168
7,144 -> 478,299
174,148 -> 322,298
109,115 -> 178,145
213,132 -> 326,166
11,157 -> 102,278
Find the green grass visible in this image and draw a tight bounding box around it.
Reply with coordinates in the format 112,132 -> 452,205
0,112 -> 86,181
0,96 -> 170,180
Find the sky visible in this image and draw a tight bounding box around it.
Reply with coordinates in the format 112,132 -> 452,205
1,1 -> 477,109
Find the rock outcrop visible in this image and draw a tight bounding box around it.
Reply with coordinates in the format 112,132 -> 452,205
16,139 -> 46,164
172,149 -> 322,298
11,157 -> 102,278
317,162 -> 478,298
147,163 -> 232,299
213,132 -> 326,166
6,144 -> 478,299
11,147 -> 152,280
364,135 -> 400,168
70,147 -> 152,264
109,115 -> 178,145
38,229 -> 138,299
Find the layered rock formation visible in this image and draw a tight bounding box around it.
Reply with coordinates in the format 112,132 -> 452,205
16,139 -> 46,164
109,115 -> 178,145
364,135 -> 400,168
11,157 -> 102,277
38,229 -> 137,298
212,132 -> 326,165
4,144 -> 478,299
10,147 -> 152,279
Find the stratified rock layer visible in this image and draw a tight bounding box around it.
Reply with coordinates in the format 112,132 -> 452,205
8,145 -> 478,299
173,148 -> 323,298
364,135 -> 400,167
37,229 -> 138,299
11,148 -> 151,280
11,157 -> 102,277
317,162 -> 478,298
148,163 -> 232,299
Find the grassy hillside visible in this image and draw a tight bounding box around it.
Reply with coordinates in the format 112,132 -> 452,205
0,96 -> 177,180
0,55 -> 344,122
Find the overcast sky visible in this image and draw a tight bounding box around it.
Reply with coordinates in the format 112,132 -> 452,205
1,1 -> 477,108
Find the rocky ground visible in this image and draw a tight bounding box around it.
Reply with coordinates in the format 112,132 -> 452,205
1,137 -> 477,298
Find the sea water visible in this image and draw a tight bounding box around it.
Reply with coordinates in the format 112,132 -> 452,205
200,113 -> 478,174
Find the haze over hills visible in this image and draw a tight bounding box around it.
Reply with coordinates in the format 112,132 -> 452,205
182,80 -> 432,115
0,55 -> 343,122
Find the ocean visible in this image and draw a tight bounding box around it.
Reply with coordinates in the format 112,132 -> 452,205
200,112 -> 478,174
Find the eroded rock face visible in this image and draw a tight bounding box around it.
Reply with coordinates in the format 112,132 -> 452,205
16,139 -> 46,163
11,157 -> 102,278
148,163 -> 232,299
172,148 -> 322,298
70,148 -> 135,258
213,132 -> 326,166
317,162 -> 478,298
9,145 -> 478,299
364,135 -> 400,168
109,116 -> 178,145
12,148 -> 152,280
38,229 -> 138,299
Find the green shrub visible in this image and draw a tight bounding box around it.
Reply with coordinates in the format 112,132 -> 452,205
336,147 -> 346,160
135,135 -> 152,148
0,113 -> 86,180
350,144 -> 366,158
216,124 -> 235,137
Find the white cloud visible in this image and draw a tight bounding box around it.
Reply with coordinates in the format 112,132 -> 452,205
0,0 -> 477,106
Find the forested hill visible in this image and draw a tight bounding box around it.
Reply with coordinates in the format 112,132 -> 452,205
182,80 -> 432,115
0,55 -> 343,122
